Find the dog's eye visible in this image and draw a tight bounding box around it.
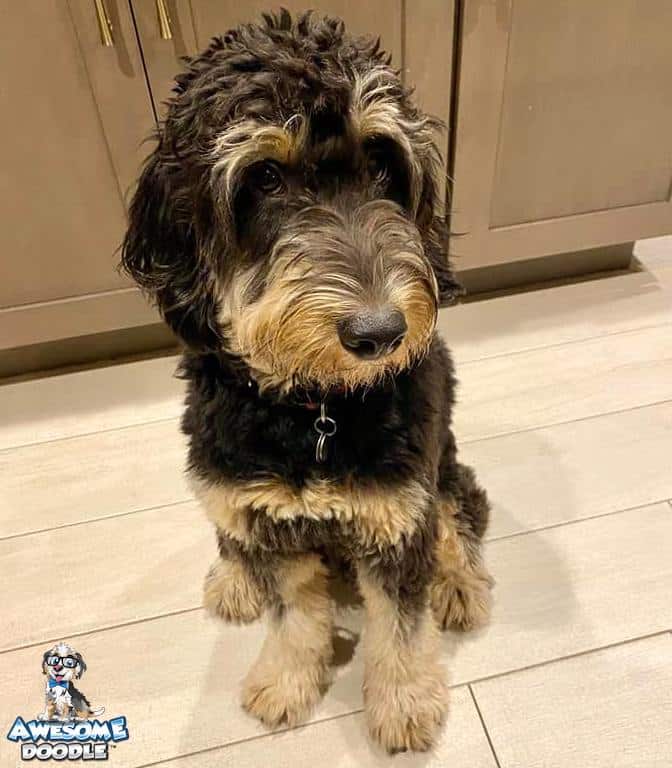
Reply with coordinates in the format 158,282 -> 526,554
250,162 -> 286,195
367,150 -> 390,185
63,657 -> 77,668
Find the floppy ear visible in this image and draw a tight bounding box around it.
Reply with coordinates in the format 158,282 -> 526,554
121,147 -> 222,350
74,653 -> 87,679
42,651 -> 50,676
416,161 -> 464,307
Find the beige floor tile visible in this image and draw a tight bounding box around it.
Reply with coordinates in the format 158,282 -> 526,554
161,687 -> 497,768
472,634 -> 672,768
634,234 -> 672,267
442,254 -> 672,364
0,419 -> 189,538
454,324 -> 672,442
0,501 -> 214,651
463,401 -> 672,538
0,355 -> 183,450
449,503 -> 672,685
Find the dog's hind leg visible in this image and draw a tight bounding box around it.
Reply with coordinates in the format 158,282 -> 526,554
431,463 -> 494,631
242,554 -> 333,727
203,529 -> 270,624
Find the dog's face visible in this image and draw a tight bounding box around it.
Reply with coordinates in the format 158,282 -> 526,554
122,11 -> 461,391
42,642 -> 86,684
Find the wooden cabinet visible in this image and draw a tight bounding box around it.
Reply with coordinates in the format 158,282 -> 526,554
0,0 -> 157,351
450,0 -> 672,272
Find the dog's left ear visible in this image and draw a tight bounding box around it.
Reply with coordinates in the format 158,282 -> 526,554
416,158 -> 464,307
74,653 -> 86,679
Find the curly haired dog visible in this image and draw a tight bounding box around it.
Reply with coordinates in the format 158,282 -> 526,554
38,643 -> 104,722
122,10 -> 492,753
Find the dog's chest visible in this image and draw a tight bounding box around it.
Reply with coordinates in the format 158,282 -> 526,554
193,472 -> 430,550
47,685 -> 71,704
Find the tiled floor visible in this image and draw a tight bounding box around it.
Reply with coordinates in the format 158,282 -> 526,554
1,238 -> 671,767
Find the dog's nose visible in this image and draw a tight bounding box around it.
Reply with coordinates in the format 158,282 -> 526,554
338,307 -> 407,360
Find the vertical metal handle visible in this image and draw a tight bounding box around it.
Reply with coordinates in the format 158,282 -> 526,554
93,0 -> 114,47
156,0 -> 173,40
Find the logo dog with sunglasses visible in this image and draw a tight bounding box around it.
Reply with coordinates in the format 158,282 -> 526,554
38,642 -> 104,722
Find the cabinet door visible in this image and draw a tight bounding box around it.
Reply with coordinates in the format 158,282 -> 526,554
131,1 -> 453,148
451,0 -> 672,270
0,1 -> 156,350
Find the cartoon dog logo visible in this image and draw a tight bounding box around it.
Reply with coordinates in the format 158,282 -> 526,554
38,642 -> 105,722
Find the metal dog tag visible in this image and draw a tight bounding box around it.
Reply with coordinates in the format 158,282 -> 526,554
314,401 -> 337,463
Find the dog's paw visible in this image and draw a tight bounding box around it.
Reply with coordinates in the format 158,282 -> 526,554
203,557 -> 265,624
431,567 -> 493,632
365,669 -> 447,753
241,662 -> 330,728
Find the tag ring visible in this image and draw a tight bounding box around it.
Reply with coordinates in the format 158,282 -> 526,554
314,415 -> 337,437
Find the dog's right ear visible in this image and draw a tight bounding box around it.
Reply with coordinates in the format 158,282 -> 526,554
42,651 -> 50,676
73,653 -> 87,679
121,147 -> 222,351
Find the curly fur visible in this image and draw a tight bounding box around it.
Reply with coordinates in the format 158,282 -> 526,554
121,10 -> 490,753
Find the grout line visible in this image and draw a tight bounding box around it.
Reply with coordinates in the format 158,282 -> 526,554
0,607 -> 203,656
133,709 -> 364,768
453,318 -> 672,367
0,498 -> 194,543
0,414 -> 181,455
468,684 -> 502,768
459,396 -> 672,446
462,629 -> 671,689
485,497 -> 672,544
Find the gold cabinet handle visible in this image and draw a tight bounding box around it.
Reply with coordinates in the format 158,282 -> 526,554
156,0 -> 173,40
93,0 -> 114,47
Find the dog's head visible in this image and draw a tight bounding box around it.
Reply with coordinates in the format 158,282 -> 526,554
42,642 -> 86,683
122,11 -> 461,392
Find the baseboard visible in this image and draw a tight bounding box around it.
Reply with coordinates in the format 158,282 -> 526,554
0,324 -> 178,382
458,242 -> 634,297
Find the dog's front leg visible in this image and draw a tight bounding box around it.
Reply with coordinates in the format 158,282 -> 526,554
358,562 -> 447,753
37,698 -> 54,721
203,528 -> 269,624
242,553 -> 333,727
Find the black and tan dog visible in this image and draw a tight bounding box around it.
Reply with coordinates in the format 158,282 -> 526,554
122,10 -> 492,753
38,643 -> 104,722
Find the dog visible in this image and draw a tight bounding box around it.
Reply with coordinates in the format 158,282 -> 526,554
38,643 -> 104,722
121,10 -> 492,753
